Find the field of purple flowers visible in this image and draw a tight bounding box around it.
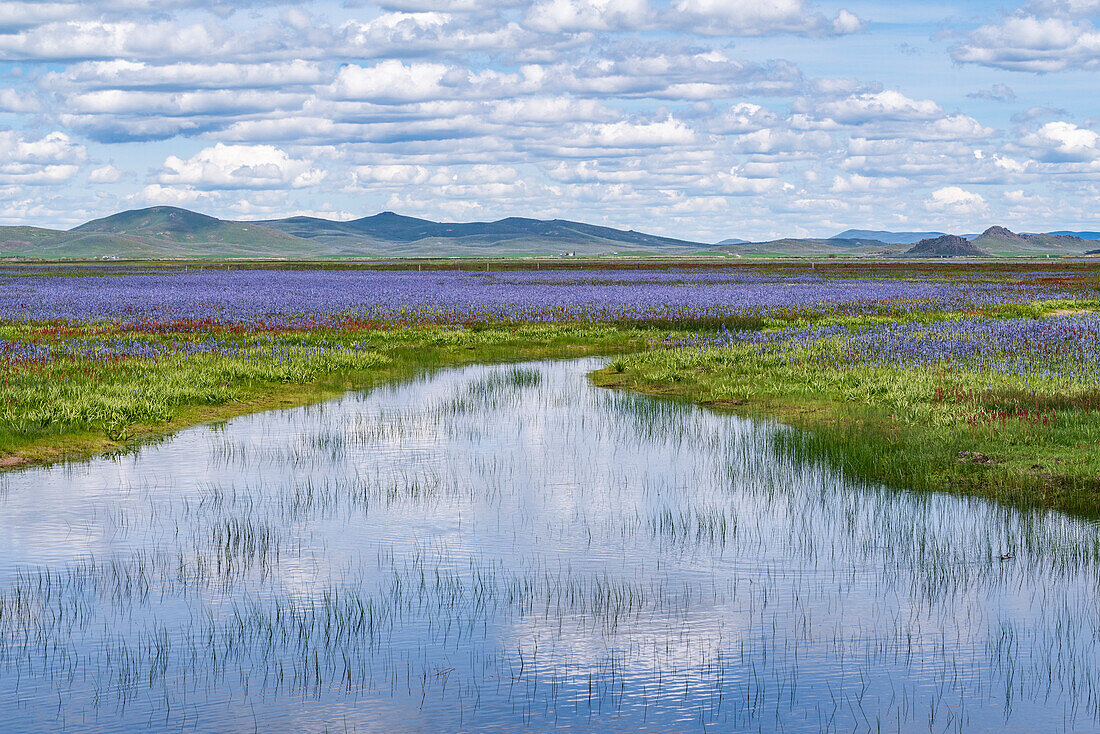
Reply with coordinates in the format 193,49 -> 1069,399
3,261 -> 1100,510
0,264 -> 1091,328
710,312 -> 1100,386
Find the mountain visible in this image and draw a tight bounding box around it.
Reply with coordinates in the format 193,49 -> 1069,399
0,206 -> 713,259
62,207 -> 316,258
716,238 -> 904,258
906,235 -> 989,257
3,208 -> 1100,260
257,211 -> 707,254
1050,231 -> 1100,240
831,229 -> 948,245
970,226 -> 1090,256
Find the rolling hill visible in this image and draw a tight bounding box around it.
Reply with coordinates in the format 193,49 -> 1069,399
2,208 -> 1099,259
0,207 -> 713,259
830,229 -> 948,245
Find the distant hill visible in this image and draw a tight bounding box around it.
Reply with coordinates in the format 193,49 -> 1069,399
970,226 -> 1090,256
716,238 -> 904,258
1048,231 -> 1100,240
3,208 -> 1100,259
831,229 -> 947,245
906,235 -> 988,257
0,206 -> 712,259
257,211 -> 707,255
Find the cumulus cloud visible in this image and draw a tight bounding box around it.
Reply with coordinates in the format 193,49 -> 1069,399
952,15 -> 1100,72
564,116 -> 695,149
525,0 -> 652,32
137,183 -> 208,206
0,20 -> 241,61
0,88 -> 41,112
329,61 -> 452,103
157,143 -> 325,189
927,186 -> 987,214
0,2 -> 82,31
89,164 -> 122,182
337,11 -> 526,56
1019,120 -> 1100,161
47,59 -> 324,90
728,127 -> 831,155
489,96 -> 613,123
0,0 -> 1094,236
0,130 -> 86,184
803,90 -> 943,124
670,0 -> 863,36
711,102 -> 781,133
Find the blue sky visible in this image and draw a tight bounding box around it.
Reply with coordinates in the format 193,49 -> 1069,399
1,0 -> 1099,241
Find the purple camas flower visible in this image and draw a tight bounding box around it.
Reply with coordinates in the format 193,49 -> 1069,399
0,268 -> 1083,327
710,314 -> 1100,384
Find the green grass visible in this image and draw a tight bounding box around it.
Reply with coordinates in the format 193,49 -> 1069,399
0,322 -> 666,466
7,301 -> 1100,518
591,336 -> 1100,517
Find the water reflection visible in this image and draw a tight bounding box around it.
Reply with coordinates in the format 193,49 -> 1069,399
0,358 -> 1097,732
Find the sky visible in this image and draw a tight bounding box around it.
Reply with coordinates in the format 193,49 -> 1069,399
1,0 -> 1100,241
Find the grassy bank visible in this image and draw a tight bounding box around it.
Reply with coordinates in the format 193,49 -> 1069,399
592,331 -> 1100,517
0,322 -> 667,468
7,302 -> 1100,519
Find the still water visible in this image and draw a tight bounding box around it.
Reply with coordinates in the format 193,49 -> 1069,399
0,358 -> 1098,732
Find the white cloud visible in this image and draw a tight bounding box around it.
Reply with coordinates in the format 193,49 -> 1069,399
712,102 -> 780,133
710,168 -> 785,194
49,59 -> 324,90
0,2 -> 76,30
1020,120 -> 1100,161
0,0 -> 1095,238
927,186 -> 986,213
0,130 -> 86,185
338,12 -> 525,55
525,0 -> 651,32
89,164 -> 122,183
0,20 -> 237,61
489,97 -> 612,123
137,183 -> 207,206
911,115 -> 994,141
830,173 -> 905,192
953,16 -> 1100,72
329,61 -> 454,103
670,0 -> 863,36
0,88 -> 41,112
65,89 -> 305,115
728,128 -> 832,155
157,143 -> 325,189
806,90 -> 943,124
567,116 -> 695,149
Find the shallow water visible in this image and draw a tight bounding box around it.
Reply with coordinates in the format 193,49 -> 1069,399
1,358 -> 1098,732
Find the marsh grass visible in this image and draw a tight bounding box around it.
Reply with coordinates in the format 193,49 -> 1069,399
592,331 -> 1100,516
1,359 -> 1100,730
0,322 -> 667,467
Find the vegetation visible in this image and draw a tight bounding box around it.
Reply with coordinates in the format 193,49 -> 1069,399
4,260 -> 1100,517
0,322 -> 663,465
592,308 -> 1100,516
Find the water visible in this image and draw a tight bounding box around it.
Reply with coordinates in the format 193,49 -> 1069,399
1,358 -> 1098,732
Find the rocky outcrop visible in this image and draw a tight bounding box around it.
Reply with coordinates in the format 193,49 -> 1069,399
905,234 -> 989,257
979,226 -> 1030,241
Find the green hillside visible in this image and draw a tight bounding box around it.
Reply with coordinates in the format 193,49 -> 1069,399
1,208 -> 1098,259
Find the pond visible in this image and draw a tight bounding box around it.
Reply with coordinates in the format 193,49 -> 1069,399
1,358 -> 1097,732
